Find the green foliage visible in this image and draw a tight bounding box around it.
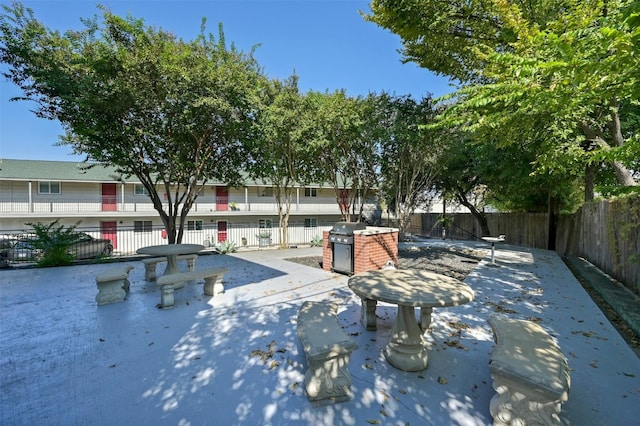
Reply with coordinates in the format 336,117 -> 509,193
1,3 -> 265,244
367,0 -> 639,207
306,90 -> 377,222
215,240 -> 238,254
376,93 -> 442,234
310,235 -> 323,247
251,75 -> 314,248
25,220 -> 82,267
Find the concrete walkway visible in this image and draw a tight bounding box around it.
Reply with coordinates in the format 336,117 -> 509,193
1,241 -> 639,425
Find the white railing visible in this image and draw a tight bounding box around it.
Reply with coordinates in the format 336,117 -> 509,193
0,197 -> 342,215
1,224 -> 332,261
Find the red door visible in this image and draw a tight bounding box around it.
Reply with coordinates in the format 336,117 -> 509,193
102,183 -> 117,211
101,221 -> 118,249
217,221 -> 227,242
216,186 -> 229,211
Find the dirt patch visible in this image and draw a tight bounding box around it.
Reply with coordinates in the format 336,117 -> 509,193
285,245 -> 483,281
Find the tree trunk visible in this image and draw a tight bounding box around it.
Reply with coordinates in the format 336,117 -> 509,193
585,162 -> 596,202
471,207 -> 491,237
580,121 -> 637,191
454,191 -> 491,236
612,160 -> 637,187
161,217 -> 178,244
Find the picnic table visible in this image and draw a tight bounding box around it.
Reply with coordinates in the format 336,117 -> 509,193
348,269 -> 475,371
136,244 -> 204,276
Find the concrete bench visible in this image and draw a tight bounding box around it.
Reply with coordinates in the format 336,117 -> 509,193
297,301 -> 359,404
488,316 -> 571,426
141,254 -> 198,281
95,265 -> 134,305
155,267 -> 227,308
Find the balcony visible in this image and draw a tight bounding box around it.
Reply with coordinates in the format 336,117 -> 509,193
0,196 -> 343,217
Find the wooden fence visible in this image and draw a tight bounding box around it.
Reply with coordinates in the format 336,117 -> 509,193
415,212 -> 550,249
556,196 -> 639,295
415,195 -> 640,295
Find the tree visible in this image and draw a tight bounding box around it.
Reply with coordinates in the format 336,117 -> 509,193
376,93 -> 442,237
307,90 -> 378,222
252,75 -> 316,248
433,131 -> 492,237
366,0 -> 639,203
1,2 -> 263,243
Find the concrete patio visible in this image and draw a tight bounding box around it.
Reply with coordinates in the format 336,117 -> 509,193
1,240 -> 639,425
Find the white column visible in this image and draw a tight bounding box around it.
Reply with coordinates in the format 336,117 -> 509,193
28,181 -> 33,213
120,182 -> 125,211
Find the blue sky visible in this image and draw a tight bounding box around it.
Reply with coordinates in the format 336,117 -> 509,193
0,0 -> 454,161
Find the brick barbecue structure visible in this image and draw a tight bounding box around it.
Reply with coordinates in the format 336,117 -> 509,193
323,226 -> 399,275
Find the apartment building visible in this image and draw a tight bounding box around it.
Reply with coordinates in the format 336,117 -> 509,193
0,159 -> 377,253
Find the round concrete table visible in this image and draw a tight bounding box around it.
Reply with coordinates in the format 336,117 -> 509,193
137,244 -> 204,276
348,269 -> 475,372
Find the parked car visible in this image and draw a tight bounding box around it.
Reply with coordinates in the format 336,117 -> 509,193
0,233 -> 113,264
69,233 -> 114,259
0,238 -> 15,258
0,239 -> 42,263
11,240 -> 43,261
0,238 -> 17,266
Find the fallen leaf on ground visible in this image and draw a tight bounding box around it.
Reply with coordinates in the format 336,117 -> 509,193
269,360 -> 280,370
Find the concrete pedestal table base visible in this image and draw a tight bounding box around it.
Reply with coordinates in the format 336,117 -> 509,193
384,305 -> 429,371
136,244 -> 204,281
481,236 -> 505,266
348,269 -> 474,372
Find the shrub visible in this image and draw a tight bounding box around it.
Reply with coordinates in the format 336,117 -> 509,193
310,235 -> 323,247
215,240 -> 238,254
25,220 -> 83,267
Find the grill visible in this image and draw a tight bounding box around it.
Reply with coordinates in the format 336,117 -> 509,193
329,221 -> 366,275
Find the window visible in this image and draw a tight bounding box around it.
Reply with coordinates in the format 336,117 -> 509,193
259,219 -> 272,229
187,220 -> 203,231
258,187 -> 273,197
304,187 -> 317,197
134,184 -> 149,195
134,220 -> 153,233
304,218 -> 318,228
39,181 -> 61,194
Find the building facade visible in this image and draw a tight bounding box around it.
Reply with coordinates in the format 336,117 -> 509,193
0,159 -> 377,254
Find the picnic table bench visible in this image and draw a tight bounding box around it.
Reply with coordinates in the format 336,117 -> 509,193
488,316 -> 571,426
155,267 -> 227,308
297,301 -> 358,404
141,253 -> 198,282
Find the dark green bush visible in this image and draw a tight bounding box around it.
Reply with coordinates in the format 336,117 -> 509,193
25,220 -> 83,267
